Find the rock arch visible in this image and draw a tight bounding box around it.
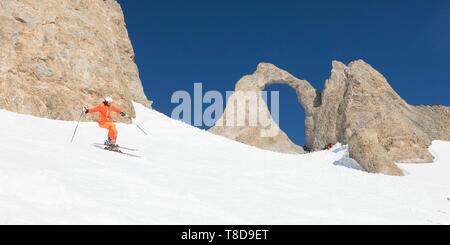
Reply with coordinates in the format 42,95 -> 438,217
209,63 -> 320,154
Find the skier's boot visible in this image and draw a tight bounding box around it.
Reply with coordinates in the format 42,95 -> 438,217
105,138 -> 116,146
105,138 -> 119,151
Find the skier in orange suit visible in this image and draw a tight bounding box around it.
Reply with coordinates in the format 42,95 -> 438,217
84,96 -> 127,147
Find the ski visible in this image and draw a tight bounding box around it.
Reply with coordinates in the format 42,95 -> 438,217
92,144 -> 142,158
93,143 -> 138,152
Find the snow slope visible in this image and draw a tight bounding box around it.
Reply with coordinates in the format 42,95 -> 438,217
1,103 -> 450,225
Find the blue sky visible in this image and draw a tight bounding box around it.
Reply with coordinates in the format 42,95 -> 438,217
118,0 -> 450,146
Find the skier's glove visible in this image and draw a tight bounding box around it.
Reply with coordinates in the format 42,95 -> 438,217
83,106 -> 89,114
120,112 -> 127,117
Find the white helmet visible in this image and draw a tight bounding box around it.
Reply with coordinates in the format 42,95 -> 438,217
103,96 -> 113,103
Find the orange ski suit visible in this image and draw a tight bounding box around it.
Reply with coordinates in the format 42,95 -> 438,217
87,104 -> 123,140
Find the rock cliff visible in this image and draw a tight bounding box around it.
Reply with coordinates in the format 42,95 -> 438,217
0,0 -> 151,122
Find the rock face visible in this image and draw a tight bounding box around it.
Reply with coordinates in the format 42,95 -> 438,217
313,60 -> 450,168
210,60 -> 450,175
0,0 -> 151,122
348,130 -> 404,176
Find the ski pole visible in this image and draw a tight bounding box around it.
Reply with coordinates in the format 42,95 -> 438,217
133,121 -> 149,136
70,108 -> 86,143
127,116 -> 148,136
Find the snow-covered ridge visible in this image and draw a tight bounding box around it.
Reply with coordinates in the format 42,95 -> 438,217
0,103 -> 449,224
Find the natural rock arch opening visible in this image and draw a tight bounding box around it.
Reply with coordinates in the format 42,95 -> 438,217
263,84 -> 307,148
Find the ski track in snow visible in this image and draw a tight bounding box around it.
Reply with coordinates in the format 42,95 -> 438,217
0,103 -> 450,225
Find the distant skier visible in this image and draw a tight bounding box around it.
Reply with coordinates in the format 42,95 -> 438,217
323,143 -> 335,151
84,97 -> 127,149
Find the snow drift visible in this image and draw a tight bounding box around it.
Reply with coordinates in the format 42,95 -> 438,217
0,103 -> 450,225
